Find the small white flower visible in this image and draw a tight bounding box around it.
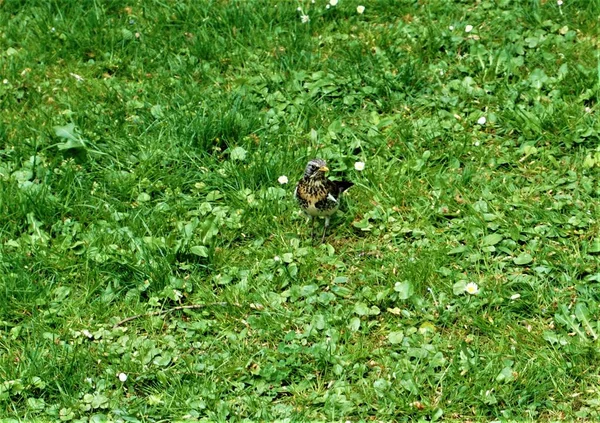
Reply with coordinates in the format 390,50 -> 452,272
510,294 -> 521,300
311,0 -> 315,3
354,161 -> 365,171
326,4 -> 330,9
118,372 -> 128,382
474,141 -> 480,147
274,256 -> 280,262
357,5 -> 365,14
449,25 -> 454,30
465,282 -> 479,295
278,175 -> 288,184
82,329 -> 93,338
477,116 -> 487,125
2,79 -> 8,84
557,0 -> 563,5
465,25 -> 473,33
439,70 -> 444,75
297,7 -> 302,12
329,0 -> 338,6
51,27 -> 56,32
585,107 -> 591,113
300,14 -> 310,23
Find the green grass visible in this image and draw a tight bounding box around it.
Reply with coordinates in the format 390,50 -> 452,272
1,0 -> 599,421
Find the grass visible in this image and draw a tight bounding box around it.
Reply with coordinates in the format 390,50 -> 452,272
0,0 -> 598,421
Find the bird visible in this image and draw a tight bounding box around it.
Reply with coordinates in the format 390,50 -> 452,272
295,158 -> 353,243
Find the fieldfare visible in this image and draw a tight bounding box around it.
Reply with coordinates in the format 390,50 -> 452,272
295,159 -> 353,243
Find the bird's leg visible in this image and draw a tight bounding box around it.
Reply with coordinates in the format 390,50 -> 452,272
321,217 -> 330,244
310,216 -> 316,240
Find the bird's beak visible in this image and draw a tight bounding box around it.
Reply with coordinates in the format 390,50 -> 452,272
319,166 -> 329,172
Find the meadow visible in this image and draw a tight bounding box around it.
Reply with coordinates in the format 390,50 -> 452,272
0,0 -> 599,421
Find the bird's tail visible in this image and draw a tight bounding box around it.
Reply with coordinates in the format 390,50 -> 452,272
336,180 -> 354,194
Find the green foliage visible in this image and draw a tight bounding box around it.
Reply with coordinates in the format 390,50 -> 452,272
0,0 -> 598,421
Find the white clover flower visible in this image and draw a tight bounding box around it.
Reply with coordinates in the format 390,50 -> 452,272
2,79 -> 8,84
557,0 -> 563,5
274,256 -> 281,262
354,161 -> 365,171
278,175 -> 288,184
510,294 -> 521,300
326,4 -> 330,9
297,7 -> 302,12
477,116 -> 487,125
449,25 -> 454,30
329,0 -> 338,6
465,282 -> 479,295
465,25 -> 473,33
585,107 -> 591,113
118,372 -> 128,382
357,5 -> 365,14
301,14 -> 310,23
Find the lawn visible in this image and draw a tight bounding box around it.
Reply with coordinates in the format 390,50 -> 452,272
0,0 -> 599,421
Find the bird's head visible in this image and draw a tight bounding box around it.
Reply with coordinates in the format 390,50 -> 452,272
303,159 -> 329,179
